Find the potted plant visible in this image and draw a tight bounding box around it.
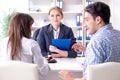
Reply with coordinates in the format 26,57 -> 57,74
0,10 -> 15,40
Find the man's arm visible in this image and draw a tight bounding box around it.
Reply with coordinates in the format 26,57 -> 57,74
59,70 -> 86,80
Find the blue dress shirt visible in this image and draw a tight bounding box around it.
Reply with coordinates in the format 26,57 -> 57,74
83,23 -> 120,76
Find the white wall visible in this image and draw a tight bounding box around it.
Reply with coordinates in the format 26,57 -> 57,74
111,0 -> 120,30
0,0 -> 28,13
0,0 -> 29,39
0,0 -> 120,31
95,0 -> 120,30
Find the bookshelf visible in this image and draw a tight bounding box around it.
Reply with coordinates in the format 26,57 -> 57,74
29,0 -> 84,27
29,0 -> 84,39
29,0 -> 86,56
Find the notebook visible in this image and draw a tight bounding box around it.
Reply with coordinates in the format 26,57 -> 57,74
52,39 -> 71,51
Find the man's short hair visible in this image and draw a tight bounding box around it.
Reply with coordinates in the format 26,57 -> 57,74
85,2 -> 110,24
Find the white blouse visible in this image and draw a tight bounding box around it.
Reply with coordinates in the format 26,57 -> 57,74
0,37 -> 50,76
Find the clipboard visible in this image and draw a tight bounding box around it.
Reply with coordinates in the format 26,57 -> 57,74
52,39 -> 71,50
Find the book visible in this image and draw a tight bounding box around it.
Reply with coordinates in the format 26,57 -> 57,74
76,15 -> 80,26
52,39 -> 71,50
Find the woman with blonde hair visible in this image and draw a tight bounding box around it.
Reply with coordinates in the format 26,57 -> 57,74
37,6 -> 77,58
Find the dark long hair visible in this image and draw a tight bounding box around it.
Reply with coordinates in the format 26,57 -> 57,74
8,12 -> 34,60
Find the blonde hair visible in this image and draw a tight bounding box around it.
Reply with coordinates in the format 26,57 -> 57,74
48,6 -> 63,17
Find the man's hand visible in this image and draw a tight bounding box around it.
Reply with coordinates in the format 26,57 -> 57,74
59,70 -> 87,80
72,43 -> 86,53
59,70 -> 75,80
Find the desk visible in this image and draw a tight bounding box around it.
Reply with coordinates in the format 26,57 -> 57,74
42,57 -> 84,80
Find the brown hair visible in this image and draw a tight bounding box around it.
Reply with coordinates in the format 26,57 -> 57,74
48,6 -> 63,17
8,12 -> 34,60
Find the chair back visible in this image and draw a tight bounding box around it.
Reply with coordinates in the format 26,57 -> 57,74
0,61 -> 39,80
87,62 -> 120,80
32,28 -> 40,41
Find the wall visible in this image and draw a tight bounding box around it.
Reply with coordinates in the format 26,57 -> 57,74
0,0 -> 28,39
94,0 -> 120,30
0,0 -> 120,32
111,0 -> 120,30
0,0 -> 28,13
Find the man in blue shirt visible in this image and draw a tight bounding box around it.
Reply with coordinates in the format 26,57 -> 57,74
59,2 -> 120,80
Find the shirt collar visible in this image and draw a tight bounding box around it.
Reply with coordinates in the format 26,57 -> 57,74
91,23 -> 113,37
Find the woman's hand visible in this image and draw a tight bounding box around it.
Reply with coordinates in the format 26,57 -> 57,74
49,45 -> 61,58
49,45 -> 68,58
49,45 -> 58,52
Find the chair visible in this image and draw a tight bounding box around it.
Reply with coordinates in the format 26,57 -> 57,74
87,62 -> 120,80
0,61 -> 39,80
32,28 -> 40,41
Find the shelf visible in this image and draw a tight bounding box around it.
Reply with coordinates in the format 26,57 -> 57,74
76,40 -> 82,43
29,11 -> 48,14
29,11 -> 82,14
85,40 -> 90,43
29,0 -> 85,46
71,26 -> 82,29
